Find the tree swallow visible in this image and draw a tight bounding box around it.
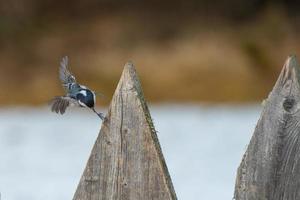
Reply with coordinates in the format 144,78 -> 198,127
49,56 -> 104,119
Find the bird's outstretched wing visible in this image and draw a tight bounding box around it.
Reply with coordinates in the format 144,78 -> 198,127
49,96 -> 78,114
59,56 -> 76,91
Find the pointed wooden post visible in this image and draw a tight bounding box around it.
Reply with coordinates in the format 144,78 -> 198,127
234,56 -> 300,199
73,62 -> 177,200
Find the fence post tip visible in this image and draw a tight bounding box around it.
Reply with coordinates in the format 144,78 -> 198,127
73,61 -> 177,200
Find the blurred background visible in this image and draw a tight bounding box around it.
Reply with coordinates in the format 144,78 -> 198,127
0,0 -> 299,199
1,0 -> 300,105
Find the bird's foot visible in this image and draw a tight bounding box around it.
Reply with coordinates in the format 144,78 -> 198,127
97,112 -> 105,120
91,107 -> 105,120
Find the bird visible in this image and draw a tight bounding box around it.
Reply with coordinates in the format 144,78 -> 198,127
49,56 -> 104,120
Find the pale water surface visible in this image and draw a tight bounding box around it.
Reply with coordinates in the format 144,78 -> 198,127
0,105 -> 261,200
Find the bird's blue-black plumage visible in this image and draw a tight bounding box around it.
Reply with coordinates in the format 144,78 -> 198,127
76,89 -> 95,108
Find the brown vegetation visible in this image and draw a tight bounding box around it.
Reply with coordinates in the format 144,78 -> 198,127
0,2 -> 300,105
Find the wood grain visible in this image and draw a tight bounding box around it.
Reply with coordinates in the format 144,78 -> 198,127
234,56 -> 300,200
73,62 -> 177,200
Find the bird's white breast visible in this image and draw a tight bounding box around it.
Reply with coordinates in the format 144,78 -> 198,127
79,90 -> 87,96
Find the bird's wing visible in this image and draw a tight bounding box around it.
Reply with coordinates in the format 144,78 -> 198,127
59,56 -> 76,91
49,96 -> 77,114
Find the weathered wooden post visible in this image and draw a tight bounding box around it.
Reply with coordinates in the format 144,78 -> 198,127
73,62 -> 177,200
234,56 -> 300,200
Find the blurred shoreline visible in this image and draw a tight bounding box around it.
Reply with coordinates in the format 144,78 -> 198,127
0,2 -> 299,105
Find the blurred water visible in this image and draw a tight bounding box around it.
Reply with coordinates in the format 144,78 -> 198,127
0,105 -> 261,200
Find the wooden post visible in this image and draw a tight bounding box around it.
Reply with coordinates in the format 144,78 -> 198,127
73,62 -> 177,200
234,56 -> 300,200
